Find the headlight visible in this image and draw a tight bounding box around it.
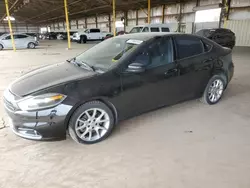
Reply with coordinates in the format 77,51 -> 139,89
17,93 -> 66,111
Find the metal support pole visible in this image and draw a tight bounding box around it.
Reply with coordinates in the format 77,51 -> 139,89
148,0 -> 151,24
124,11 -> 128,32
108,14 -> 111,32
64,0 -> 71,49
85,17 -> 87,28
112,0 -> 116,36
162,5 -> 165,23
95,14 -> 98,28
4,0 -> 16,51
136,10 -> 138,25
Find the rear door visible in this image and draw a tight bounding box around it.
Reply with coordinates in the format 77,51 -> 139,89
15,34 -> 29,48
173,35 -> 214,99
89,29 -> 101,40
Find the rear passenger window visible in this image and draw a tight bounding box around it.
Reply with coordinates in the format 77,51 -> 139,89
150,27 -> 160,32
90,29 -> 100,33
162,27 -> 170,32
16,35 -> 27,39
175,36 -> 204,59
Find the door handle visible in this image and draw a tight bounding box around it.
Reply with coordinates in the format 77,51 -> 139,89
164,68 -> 178,75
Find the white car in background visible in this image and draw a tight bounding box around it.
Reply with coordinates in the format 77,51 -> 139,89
129,23 -> 170,33
73,28 -> 110,43
0,33 -> 38,50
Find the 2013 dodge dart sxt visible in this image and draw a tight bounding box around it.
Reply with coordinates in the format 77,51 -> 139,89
3,33 -> 234,144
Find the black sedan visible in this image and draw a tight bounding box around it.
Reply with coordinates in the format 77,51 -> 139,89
3,33 -> 234,144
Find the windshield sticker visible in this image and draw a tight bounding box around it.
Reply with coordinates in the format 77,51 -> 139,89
126,39 -> 143,45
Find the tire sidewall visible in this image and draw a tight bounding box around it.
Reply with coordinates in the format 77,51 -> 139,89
83,36 -> 87,43
204,74 -> 227,105
69,101 -> 115,144
28,42 -> 35,49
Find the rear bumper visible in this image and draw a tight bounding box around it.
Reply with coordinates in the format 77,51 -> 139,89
228,62 -> 234,82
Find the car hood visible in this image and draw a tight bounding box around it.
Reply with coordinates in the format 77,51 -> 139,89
10,62 -> 96,97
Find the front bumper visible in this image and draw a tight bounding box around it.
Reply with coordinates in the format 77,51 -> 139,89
4,101 -> 73,140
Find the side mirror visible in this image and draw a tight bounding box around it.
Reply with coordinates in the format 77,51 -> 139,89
126,62 -> 145,73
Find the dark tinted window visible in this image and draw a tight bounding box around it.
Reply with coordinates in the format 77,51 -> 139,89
15,35 -> 27,39
150,27 -> 160,32
162,27 -> 170,32
142,27 -> 149,32
129,27 -> 143,33
175,36 -> 204,59
90,29 -> 100,33
148,37 -> 173,68
132,37 -> 173,68
5,36 -> 11,40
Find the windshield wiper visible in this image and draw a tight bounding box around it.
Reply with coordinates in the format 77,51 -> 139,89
67,58 -> 95,71
80,61 -> 95,71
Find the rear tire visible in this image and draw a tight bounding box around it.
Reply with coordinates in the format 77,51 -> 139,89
201,74 -> 227,105
28,42 -> 36,49
68,101 -> 115,144
0,44 -> 3,50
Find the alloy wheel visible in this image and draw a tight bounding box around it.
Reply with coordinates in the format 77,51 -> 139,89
75,108 -> 110,141
29,43 -> 35,49
208,79 -> 224,103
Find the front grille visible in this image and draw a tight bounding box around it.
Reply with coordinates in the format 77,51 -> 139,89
3,89 -> 19,111
3,98 -> 16,111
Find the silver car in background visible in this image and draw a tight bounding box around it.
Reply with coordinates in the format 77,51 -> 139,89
0,33 -> 38,50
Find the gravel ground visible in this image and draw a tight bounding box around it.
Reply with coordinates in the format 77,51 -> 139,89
0,41 -> 250,188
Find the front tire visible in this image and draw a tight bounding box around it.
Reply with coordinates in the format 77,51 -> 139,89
0,44 -> 3,50
201,74 -> 227,105
80,35 -> 87,44
68,101 -> 115,144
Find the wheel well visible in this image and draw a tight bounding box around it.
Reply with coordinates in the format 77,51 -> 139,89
80,35 -> 87,39
64,98 -> 118,130
213,71 -> 228,85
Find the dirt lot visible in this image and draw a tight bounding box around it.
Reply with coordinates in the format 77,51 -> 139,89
0,41 -> 250,188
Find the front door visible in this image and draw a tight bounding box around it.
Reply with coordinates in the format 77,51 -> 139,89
2,35 -> 13,49
119,37 -> 181,119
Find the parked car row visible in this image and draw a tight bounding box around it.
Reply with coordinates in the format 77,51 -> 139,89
40,32 -> 76,40
0,25 -> 236,50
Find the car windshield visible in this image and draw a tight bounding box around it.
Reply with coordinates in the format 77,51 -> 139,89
73,37 -> 143,71
129,27 -> 143,33
0,34 -> 8,39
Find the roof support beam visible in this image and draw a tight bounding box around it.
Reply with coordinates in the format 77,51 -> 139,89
0,0 -> 20,22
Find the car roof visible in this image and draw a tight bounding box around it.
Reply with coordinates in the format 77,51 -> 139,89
133,23 -> 170,27
115,32 -> 182,41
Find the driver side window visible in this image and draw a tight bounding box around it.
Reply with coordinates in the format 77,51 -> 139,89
5,36 -> 11,40
131,37 -> 174,69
